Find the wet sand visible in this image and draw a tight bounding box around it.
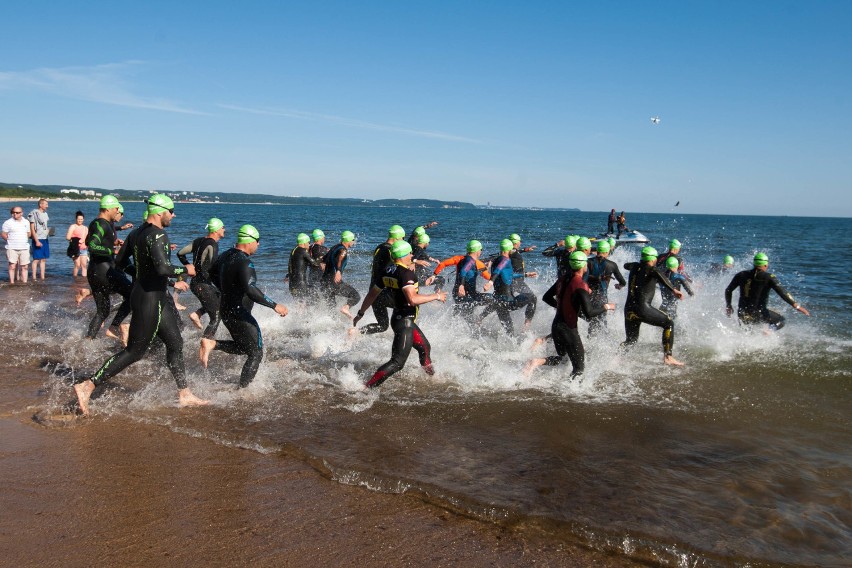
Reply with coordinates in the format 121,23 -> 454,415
0,366 -> 639,567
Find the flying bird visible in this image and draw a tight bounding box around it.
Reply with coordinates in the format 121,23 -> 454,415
650,116 -> 660,124
675,201 -> 680,207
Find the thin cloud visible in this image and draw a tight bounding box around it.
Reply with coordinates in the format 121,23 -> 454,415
218,103 -> 481,143
0,62 -> 204,115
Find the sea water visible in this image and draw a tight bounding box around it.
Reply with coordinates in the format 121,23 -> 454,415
4,201 -> 851,566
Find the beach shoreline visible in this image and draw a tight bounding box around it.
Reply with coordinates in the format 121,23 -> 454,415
0,364 -> 639,567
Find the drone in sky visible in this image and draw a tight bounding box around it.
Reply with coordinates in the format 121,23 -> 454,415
650,116 -> 660,125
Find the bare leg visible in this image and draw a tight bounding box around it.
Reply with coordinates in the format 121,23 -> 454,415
20,264 -> 29,283
199,338 -> 216,368
188,311 -> 203,330
178,388 -> 209,408
73,380 -> 96,416
340,304 -> 353,320
8,263 -> 17,284
523,357 -> 547,377
75,288 -> 91,305
119,323 -> 130,346
664,355 -> 685,367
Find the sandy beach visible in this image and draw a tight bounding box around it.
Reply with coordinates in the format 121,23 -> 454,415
0,362 -> 639,567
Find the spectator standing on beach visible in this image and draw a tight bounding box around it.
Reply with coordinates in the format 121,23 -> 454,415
66,211 -> 89,277
28,198 -> 51,281
2,206 -> 32,284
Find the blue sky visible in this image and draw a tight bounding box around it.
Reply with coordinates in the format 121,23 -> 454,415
1,1 -> 850,216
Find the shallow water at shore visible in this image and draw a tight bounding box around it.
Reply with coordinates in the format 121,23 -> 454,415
2,204 -> 851,566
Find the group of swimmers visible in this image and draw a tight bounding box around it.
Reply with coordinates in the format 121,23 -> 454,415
70,194 -> 811,415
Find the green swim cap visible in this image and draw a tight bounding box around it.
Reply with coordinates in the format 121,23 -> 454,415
576,237 -> 592,251
312,229 -> 325,241
418,233 -> 430,245
391,240 -> 413,259
597,240 -> 611,254
467,239 -> 482,253
666,256 -> 679,270
142,210 -> 148,221
297,233 -> 310,245
146,193 -> 174,213
99,195 -> 120,210
641,246 -> 659,261
509,233 -> 521,244
341,230 -> 355,243
669,239 -> 682,250
388,225 -> 405,239
237,224 -> 260,244
723,255 -> 734,265
413,226 -> 426,237
117,204 -> 124,214
568,251 -> 588,270
500,239 -> 514,252
608,237 -> 616,248
753,252 -> 768,266
564,235 -> 577,249
206,218 -> 224,233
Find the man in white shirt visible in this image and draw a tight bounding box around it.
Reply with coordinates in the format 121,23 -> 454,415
28,198 -> 50,280
2,206 -> 32,283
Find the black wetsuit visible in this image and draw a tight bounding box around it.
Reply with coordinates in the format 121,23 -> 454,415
177,237 -> 221,339
542,273 -> 606,377
509,248 -> 537,319
361,241 -> 394,334
586,255 -> 626,335
307,241 -> 328,298
413,244 -> 441,288
452,254 -> 491,321
659,270 -> 694,320
479,255 -> 534,336
84,217 -> 132,338
211,248 -> 279,387
623,261 -> 679,356
541,244 -> 574,279
320,243 -> 361,308
79,223 -> 189,389
725,268 -> 798,330
365,262 -> 432,388
608,211 -> 616,234
288,245 -> 322,300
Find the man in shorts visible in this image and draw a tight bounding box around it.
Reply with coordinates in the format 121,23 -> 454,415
2,206 -> 32,283
28,198 -> 50,280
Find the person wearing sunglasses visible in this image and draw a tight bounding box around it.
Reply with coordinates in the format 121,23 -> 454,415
2,206 -> 32,283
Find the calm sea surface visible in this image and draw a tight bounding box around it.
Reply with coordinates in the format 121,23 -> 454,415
5,201 -> 851,566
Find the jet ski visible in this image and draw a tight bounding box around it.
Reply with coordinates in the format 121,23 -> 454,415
598,230 -> 650,244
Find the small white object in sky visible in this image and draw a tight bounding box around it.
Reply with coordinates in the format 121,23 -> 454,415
650,116 -> 660,124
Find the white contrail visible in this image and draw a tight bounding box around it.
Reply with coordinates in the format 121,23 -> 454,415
0,61 -> 204,115
218,103 -> 481,143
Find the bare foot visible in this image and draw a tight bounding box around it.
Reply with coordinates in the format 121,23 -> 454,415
188,312 -> 203,330
178,388 -> 209,408
199,338 -> 216,368
340,305 -> 353,320
73,380 -> 96,416
347,327 -> 361,337
523,319 -> 532,332
105,326 -> 122,342
175,302 -> 188,311
664,355 -> 685,367
75,288 -> 91,306
523,358 -> 546,377
530,336 -> 546,350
